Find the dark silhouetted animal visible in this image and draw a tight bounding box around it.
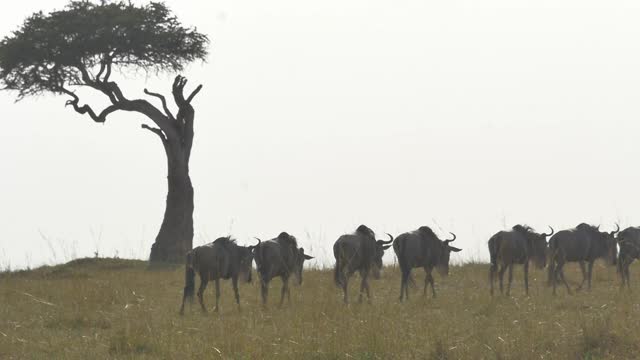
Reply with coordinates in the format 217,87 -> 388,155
617,226 -> 640,289
333,225 -> 393,304
253,232 -> 314,306
179,237 -> 258,314
548,224 -> 619,295
488,225 -> 554,296
393,226 -> 461,301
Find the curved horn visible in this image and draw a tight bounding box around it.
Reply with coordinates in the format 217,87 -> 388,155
445,232 -> 457,243
253,237 -> 262,246
612,223 -> 620,235
381,233 -> 394,244
596,225 -> 601,231
542,226 -> 555,237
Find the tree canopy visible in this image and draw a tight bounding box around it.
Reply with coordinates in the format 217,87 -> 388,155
0,0 -> 209,100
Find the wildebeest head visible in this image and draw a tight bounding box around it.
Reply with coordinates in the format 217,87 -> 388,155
371,233 -> 394,279
618,227 -> 640,263
514,225 -> 554,269
587,224 -> 619,265
603,224 -> 620,265
436,232 -> 462,277
293,247 -> 314,285
241,239 -> 260,283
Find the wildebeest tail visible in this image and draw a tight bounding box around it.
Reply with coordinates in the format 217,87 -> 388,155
333,242 -> 343,287
488,234 -> 500,273
183,251 -> 196,302
397,236 -> 408,273
396,236 -> 417,287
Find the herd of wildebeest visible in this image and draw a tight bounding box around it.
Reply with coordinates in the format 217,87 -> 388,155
179,223 -> 640,314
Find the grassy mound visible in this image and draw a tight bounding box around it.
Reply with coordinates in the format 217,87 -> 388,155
0,257 -> 147,280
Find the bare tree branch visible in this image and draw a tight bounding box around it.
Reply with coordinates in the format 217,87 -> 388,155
186,84 -> 203,104
60,87 -> 121,123
141,124 -> 167,142
72,62 -> 126,105
96,60 -> 107,82
121,99 -> 179,139
144,88 -> 175,121
103,56 -> 113,82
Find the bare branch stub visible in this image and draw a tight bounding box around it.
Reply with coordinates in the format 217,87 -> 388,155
141,124 -> 167,142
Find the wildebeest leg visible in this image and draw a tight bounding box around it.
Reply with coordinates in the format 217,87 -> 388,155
506,264 -> 514,296
523,261 -> 529,296
358,271 -> 369,303
551,259 -> 558,295
551,264 -> 557,296
619,261 -> 627,289
498,264 -> 507,295
619,259 -> 628,289
489,264 -> 496,296
342,273 -> 349,304
621,258 -> 632,290
423,268 -> 429,297
586,261 -> 594,290
576,261 -> 587,291
197,276 -> 209,313
406,272 -> 412,300
399,269 -> 410,302
557,263 -> 572,295
214,278 -> 221,312
260,276 -> 269,306
179,297 -> 188,316
364,279 -> 371,303
232,276 -> 241,308
426,269 -> 436,298
279,277 -> 289,307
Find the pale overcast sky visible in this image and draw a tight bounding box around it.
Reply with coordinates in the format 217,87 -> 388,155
2,0 -> 640,269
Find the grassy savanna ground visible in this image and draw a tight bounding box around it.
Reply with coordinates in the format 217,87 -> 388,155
1,258 -> 639,359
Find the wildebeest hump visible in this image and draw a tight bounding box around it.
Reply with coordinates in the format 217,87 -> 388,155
254,240 -> 285,277
275,232 -> 298,269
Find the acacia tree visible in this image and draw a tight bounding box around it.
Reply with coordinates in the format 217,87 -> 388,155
0,1 -> 209,263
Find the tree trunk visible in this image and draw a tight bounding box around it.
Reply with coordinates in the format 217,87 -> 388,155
59,72 -> 201,264
149,142 -> 194,263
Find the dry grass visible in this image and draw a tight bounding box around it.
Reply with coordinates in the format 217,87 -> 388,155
1,258 -> 639,359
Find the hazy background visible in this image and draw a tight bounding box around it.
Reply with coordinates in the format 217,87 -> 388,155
2,0 -> 640,270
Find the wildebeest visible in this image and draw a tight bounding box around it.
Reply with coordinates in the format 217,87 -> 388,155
393,226 -> 461,301
253,232 -> 314,306
547,223 -> 619,295
617,226 -> 640,289
179,237 -> 258,315
488,225 -> 554,296
333,225 -> 394,304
